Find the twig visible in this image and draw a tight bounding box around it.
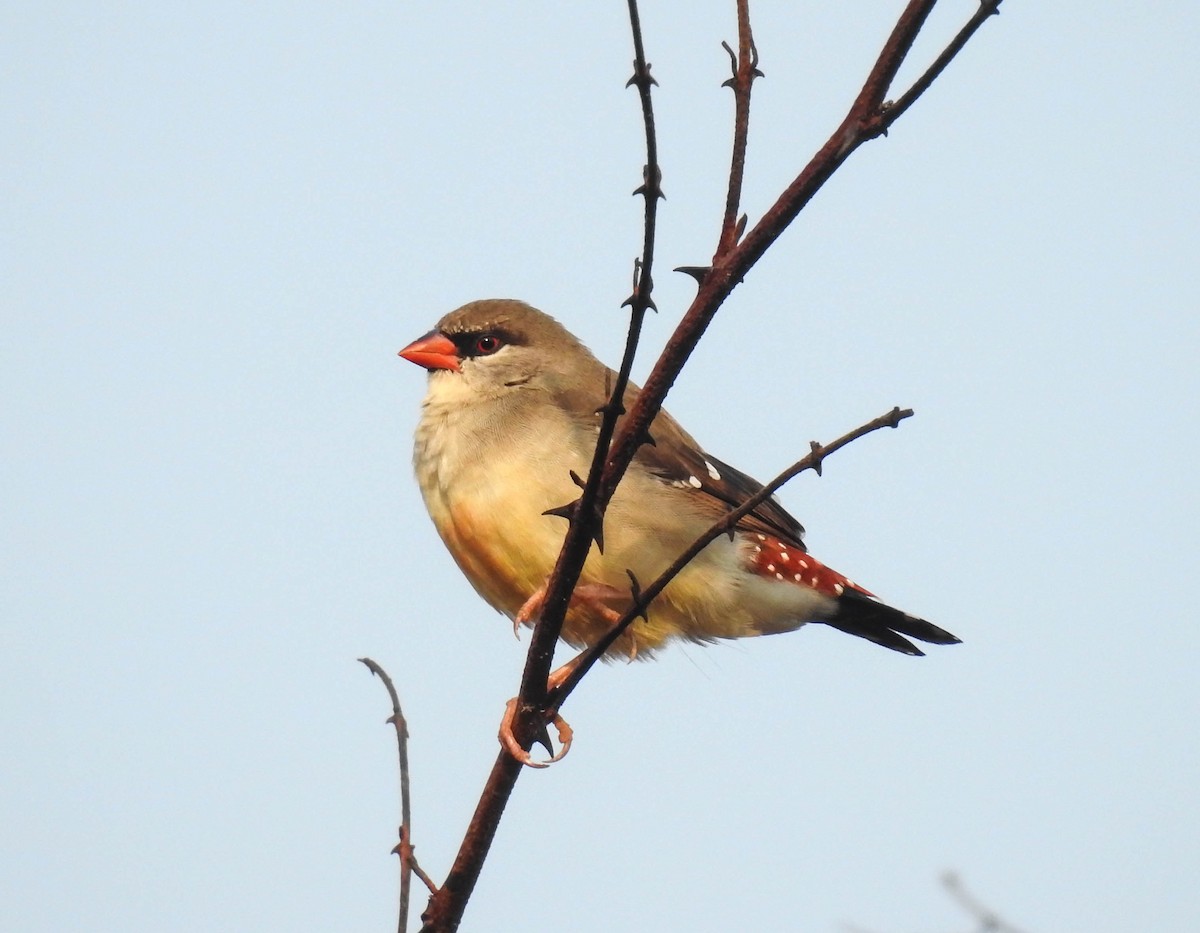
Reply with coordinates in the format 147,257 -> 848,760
600,0 -> 1005,512
549,407 -> 912,706
878,1 -> 1003,132
359,657 -> 431,932
716,0 -> 761,257
942,871 -> 1029,933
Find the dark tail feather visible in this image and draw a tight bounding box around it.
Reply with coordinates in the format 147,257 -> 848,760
824,588 -> 961,656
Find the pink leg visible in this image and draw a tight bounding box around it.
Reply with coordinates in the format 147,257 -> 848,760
500,583 -> 626,767
512,582 -> 627,638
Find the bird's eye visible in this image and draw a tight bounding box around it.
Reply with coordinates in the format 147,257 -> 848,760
473,334 -> 503,355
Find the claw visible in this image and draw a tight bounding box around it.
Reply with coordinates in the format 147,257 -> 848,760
500,698 -> 574,768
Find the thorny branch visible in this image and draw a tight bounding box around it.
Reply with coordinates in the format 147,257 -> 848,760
359,658 -> 435,933
419,3 -> 663,929
416,2 -> 1004,929
514,0 -> 665,748
716,0 -> 762,257
549,407 -> 912,708
599,0 -> 1003,516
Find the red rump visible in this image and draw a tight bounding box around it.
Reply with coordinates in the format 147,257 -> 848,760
745,533 -> 875,600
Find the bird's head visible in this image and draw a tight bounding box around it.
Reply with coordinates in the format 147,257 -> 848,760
399,299 -> 602,404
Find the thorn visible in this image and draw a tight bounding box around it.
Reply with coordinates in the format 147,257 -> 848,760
641,427 -> 656,448
543,496 -> 604,552
808,440 -> 824,476
569,470 -> 586,489
625,61 -> 658,89
735,214 -> 748,239
625,570 -> 650,624
543,501 -> 577,521
674,265 -> 710,284
621,291 -> 655,312
632,164 -> 665,201
531,720 -> 555,756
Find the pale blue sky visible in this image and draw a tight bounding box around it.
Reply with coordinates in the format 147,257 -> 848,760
3,2 -> 1197,931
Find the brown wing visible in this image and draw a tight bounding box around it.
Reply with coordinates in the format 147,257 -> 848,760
635,410 -> 808,551
551,366 -> 808,549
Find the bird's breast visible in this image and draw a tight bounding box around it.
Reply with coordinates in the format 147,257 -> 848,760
412,394 -> 590,616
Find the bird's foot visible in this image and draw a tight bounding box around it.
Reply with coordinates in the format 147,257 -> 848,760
499,698 -> 574,769
512,582 -> 626,639
498,654 -> 587,768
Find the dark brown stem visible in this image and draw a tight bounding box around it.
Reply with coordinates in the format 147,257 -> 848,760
511,0 -> 663,746
598,0 -> 1004,510
716,0 -> 760,257
419,4 -> 663,931
359,658 -> 424,933
549,408 -> 913,706
881,1 -> 1003,131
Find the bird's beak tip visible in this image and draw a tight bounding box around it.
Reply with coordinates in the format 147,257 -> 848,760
398,331 -> 460,372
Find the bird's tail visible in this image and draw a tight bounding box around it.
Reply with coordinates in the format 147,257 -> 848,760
824,587 -> 961,656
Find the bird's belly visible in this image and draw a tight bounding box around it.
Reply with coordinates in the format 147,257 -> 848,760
418,433 -> 833,658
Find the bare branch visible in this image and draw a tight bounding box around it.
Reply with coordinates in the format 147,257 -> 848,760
943,871 -> 1029,933
420,4 -> 664,929
510,0 -> 664,751
716,0 -> 762,257
603,0 -> 1005,509
549,408 -> 913,706
880,1 -> 1004,132
359,657 -> 426,932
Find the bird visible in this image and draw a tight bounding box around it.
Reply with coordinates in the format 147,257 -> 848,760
399,299 -> 959,763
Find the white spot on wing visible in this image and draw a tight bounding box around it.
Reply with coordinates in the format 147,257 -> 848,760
704,459 -> 721,481
688,475 -> 702,488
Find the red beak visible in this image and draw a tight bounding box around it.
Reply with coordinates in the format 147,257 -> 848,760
398,330 -> 460,371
